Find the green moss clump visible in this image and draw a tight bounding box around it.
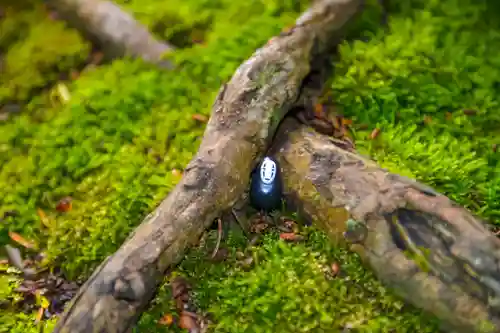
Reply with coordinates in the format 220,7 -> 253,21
113,0 -> 308,47
331,0 -> 500,221
0,5 -> 90,103
0,264 -> 58,333
137,229 -> 440,332
0,312 -> 56,333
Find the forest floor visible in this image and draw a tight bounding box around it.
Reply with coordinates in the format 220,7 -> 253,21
1,0 -> 500,332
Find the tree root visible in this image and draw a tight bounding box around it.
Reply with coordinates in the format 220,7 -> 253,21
52,1 -> 364,332
272,118 -> 500,333
46,0 -> 175,66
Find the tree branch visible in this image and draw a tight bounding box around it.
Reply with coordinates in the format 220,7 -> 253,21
46,0 -> 175,65
272,118 -> 500,333
52,1 -> 364,332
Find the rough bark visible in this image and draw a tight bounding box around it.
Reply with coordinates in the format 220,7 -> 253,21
52,1 -> 364,332
271,118 -> 500,333
46,0 -> 175,65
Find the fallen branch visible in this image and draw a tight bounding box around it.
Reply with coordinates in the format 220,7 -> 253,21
52,1 -> 364,332
46,0 -> 175,65
272,118 -> 500,333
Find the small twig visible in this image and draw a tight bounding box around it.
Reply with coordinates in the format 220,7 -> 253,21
46,0 -> 175,65
230,205 -> 252,235
211,218 -> 222,259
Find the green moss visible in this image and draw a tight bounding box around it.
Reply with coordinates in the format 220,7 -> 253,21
137,229 -> 440,332
0,5 -> 90,103
331,0 -> 500,221
0,264 -> 58,333
0,311 -> 57,333
114,0 -> 307,46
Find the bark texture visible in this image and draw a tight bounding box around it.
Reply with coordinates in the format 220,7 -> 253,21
52,1 -> 364,332
272,118 -> 500,333
46,0 -> 174,65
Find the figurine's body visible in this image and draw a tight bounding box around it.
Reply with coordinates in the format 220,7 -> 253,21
249,156 -> 283,212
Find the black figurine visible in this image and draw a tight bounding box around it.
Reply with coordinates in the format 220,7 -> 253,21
249,156 -> 283,212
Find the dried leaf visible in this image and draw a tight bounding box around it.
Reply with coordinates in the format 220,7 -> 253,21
314,103 -> 325,118
34,307 -> 44,324
341,118 -> 353,126
56,83 -> 71,104
250,222 -> 269,234
171,169 -> 182,177
279,232 -> 305,242
192,114 -> 208,122
330,262 -> 340,277
158,313 -> 175,326
171,276 -> 191,299
423,115 -> 432,125
35,291 -> 50,309
56,197 -> 73,212
332,117 -> 342,131
9,231 -> 36,249
369,128 -> 381,140
463,108 -> 478,116
37,208 -> 52,229
179,312 -> 200,333
356,123 -> 369,130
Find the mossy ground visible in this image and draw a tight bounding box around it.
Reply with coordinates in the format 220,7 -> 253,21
1,0 -> 499,332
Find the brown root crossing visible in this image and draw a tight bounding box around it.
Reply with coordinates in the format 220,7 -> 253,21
53,0 -> 500,331
46,0 -> 175,65
272,118 -> 500,333
52,1 -> 364,332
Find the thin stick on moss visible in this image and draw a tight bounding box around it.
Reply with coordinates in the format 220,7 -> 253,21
52,1 -> 364,332
211,218 -> 222,259
272,118 -> 500,333
46,0 -> 175,66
